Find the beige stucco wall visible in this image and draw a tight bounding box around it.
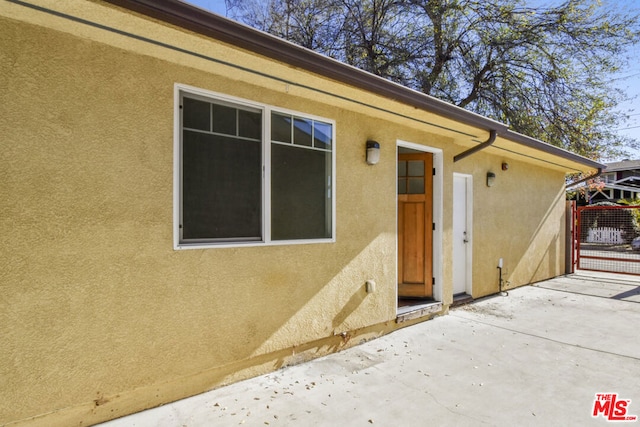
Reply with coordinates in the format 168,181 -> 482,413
453,153 -> 567,297
1,1 -> 577,425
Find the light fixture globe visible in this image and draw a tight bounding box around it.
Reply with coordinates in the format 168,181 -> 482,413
366,140 -> 380,165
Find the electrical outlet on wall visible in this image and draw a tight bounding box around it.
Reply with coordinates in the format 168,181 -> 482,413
365,280 -> 376,293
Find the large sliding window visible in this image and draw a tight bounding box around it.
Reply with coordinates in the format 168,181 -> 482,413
176,86 -> 335,248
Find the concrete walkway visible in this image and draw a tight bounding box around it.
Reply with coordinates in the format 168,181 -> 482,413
100,272 -> 640,426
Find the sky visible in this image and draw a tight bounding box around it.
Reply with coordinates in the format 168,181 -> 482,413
186,0 -> 640,161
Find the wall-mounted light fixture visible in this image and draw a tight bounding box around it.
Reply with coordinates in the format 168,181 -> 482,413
486,172 -> 496,187
366,140 -> 380,165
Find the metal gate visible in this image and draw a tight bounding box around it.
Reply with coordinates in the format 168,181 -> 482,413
574,205 -> 640,275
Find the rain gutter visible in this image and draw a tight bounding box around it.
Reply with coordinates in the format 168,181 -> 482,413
103,0 -> 605,172
454,130 -> 497,162
565,168 -> 605,189
503,130 -> 603,171
103,0 -> 509,133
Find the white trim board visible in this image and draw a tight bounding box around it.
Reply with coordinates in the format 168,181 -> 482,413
396,140 -> 444,304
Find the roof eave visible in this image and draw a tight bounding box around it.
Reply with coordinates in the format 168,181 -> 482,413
103,0 -> 509,132
103,0 -> 604,171
503,130 -> 604,170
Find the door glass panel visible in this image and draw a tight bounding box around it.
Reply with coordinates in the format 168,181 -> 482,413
408,177 -> 424,194
398,160 -> 408,194
398,161 -> 407,177
408,160 -> 424,177
398,179 -> 407,194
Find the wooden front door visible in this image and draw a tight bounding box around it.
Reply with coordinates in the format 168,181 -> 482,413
398,152 -> 433,298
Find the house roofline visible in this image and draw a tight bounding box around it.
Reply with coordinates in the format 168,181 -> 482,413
600,160 -> 640,172
104,0 -> 604,171
503,130 -> 603,170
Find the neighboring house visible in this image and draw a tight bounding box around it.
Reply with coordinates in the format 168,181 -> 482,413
0,1 -> 603,426
577,159 -> 640,204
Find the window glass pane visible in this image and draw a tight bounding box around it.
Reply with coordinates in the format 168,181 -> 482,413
408,160 -> 424,177
408,177 -> 424,194
182,130 -> 261,240
271,144 -> 331,240
313,121 -> 332,150
212,104 -> 236,135
271,112 -> 292,143
238,109 -> 261,140
294,117 -> 313,147
398,161 -> 407,177
180,91 -> 334,246
183,97 -> 210,131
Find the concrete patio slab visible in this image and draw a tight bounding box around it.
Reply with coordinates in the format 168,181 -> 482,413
99,273 -> 640,426
537,271 -> 640,303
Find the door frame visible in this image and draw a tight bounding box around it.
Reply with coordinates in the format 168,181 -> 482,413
396,140 -> 443,303
453,173 -> 473,296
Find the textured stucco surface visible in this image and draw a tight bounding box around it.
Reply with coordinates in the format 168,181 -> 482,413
454,154 -> 567,297
1,1 -> 585,426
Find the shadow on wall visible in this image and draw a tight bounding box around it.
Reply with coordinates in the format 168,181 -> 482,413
333,285 -> 368,330
511,187 -> 567,287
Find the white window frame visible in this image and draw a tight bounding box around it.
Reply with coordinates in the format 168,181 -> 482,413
602,172 -> 615,184
174,84 -> 336,250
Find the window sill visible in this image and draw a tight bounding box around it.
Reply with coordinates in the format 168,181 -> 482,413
174,238 -> 336,250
